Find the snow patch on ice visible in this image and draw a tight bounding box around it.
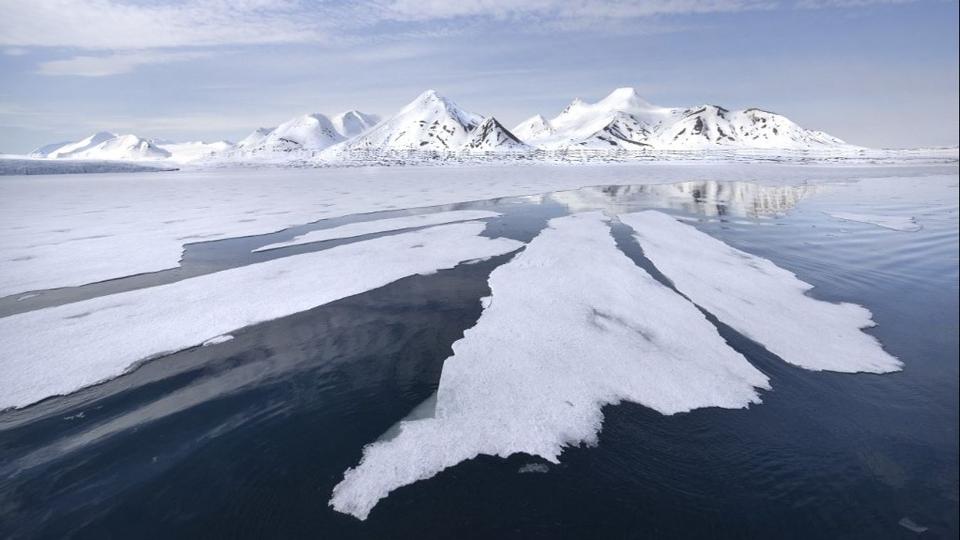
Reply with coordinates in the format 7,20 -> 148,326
518,463 -> 550,474
253,210 -> 501,252
202,334 -> 234,346
0,222 -> 521,410
826,212 -> 921,232
620,210 -> 901,373
329,212 -> 769,520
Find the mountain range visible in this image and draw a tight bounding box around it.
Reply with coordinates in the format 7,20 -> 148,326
27,88 -> 855,164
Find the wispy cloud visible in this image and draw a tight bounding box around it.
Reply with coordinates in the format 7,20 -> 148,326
0,0 -> 325,50
37,50 -> 216,77
375,0 -> 776,21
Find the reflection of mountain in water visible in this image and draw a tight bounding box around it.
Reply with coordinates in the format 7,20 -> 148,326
552,181 -> 821,218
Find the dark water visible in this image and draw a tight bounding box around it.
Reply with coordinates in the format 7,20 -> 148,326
1,179 -> 957,539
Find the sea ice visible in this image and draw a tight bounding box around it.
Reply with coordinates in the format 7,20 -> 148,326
0,222 -> 521,410
620,210 -> 902,373
329,212 -> 769,520
253,210 -> 501,252
1,163 -> 946,298
826,212 -> 922,232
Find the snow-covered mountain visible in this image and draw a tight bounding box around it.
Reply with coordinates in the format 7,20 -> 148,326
235,110 -> 379,156
462,117 -> 529,151
237,127 -> 274,150
23,87 -> 858,167
651,106 -> 846,149
243,113 -> 344,154
37,133 -> 171,160
336,90 -> 483,152
29,140 -> 73,158
512,115 -> 554,141
524,87 -> 850,150
332,110 -> 380,138
32,131 -> 119,158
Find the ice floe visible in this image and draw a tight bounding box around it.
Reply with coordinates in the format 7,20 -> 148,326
329,212 -> 769,519
620,210 -> 902,373
826,212 -> 921,232
0,222 -> 521,410
253,210 -> 501,252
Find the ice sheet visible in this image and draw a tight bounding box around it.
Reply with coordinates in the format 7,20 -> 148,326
253,210 -> 501,252
0,222 -> 521,410
620,210 -> 902,373
826,212 -> 921,231
1,163 -> 949,297
329,212 -> 769,520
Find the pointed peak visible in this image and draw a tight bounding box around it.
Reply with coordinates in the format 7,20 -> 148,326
519,114 -> 552,129
401,89 -> 455,113
599,87 -> 655,110
607,87 -> 640,98
561,98 -> 586,115
416,89 -> 444,102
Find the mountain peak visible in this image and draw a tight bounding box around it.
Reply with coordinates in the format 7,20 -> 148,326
599,87 -> 656,110
463,117 -> 528,151
607,87 -> 640,99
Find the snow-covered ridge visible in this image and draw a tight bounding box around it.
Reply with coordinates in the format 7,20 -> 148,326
524,88 -> 852,151
22,87 -> 873,167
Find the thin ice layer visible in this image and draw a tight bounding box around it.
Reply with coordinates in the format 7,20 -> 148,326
330,212 -> 769,520
826,212 -> 921,232
620,210 -> 901,373
0,222 -> 521,410
254,210 -> 501,252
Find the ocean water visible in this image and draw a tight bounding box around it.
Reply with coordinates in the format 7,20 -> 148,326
1,178 -> 957,539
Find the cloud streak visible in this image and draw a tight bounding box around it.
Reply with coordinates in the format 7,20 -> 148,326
37,51 -> 216,77
0,0 -> 325,50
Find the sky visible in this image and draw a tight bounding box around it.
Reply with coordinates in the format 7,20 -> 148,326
0,0 -> 957,153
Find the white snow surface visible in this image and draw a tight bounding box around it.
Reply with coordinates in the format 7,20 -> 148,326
236,127 -> 274,150
0,222 -> 521,410
253,210 -> 501,252
512,114 -> 554,141
620,211 -> 902,373
826,212 -> 922,232
329,212 -> 770,520
158,141 -> 234,164
0,163 -> 950,298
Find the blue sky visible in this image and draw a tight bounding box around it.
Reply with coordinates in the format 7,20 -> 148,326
0,0 -> 957,152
